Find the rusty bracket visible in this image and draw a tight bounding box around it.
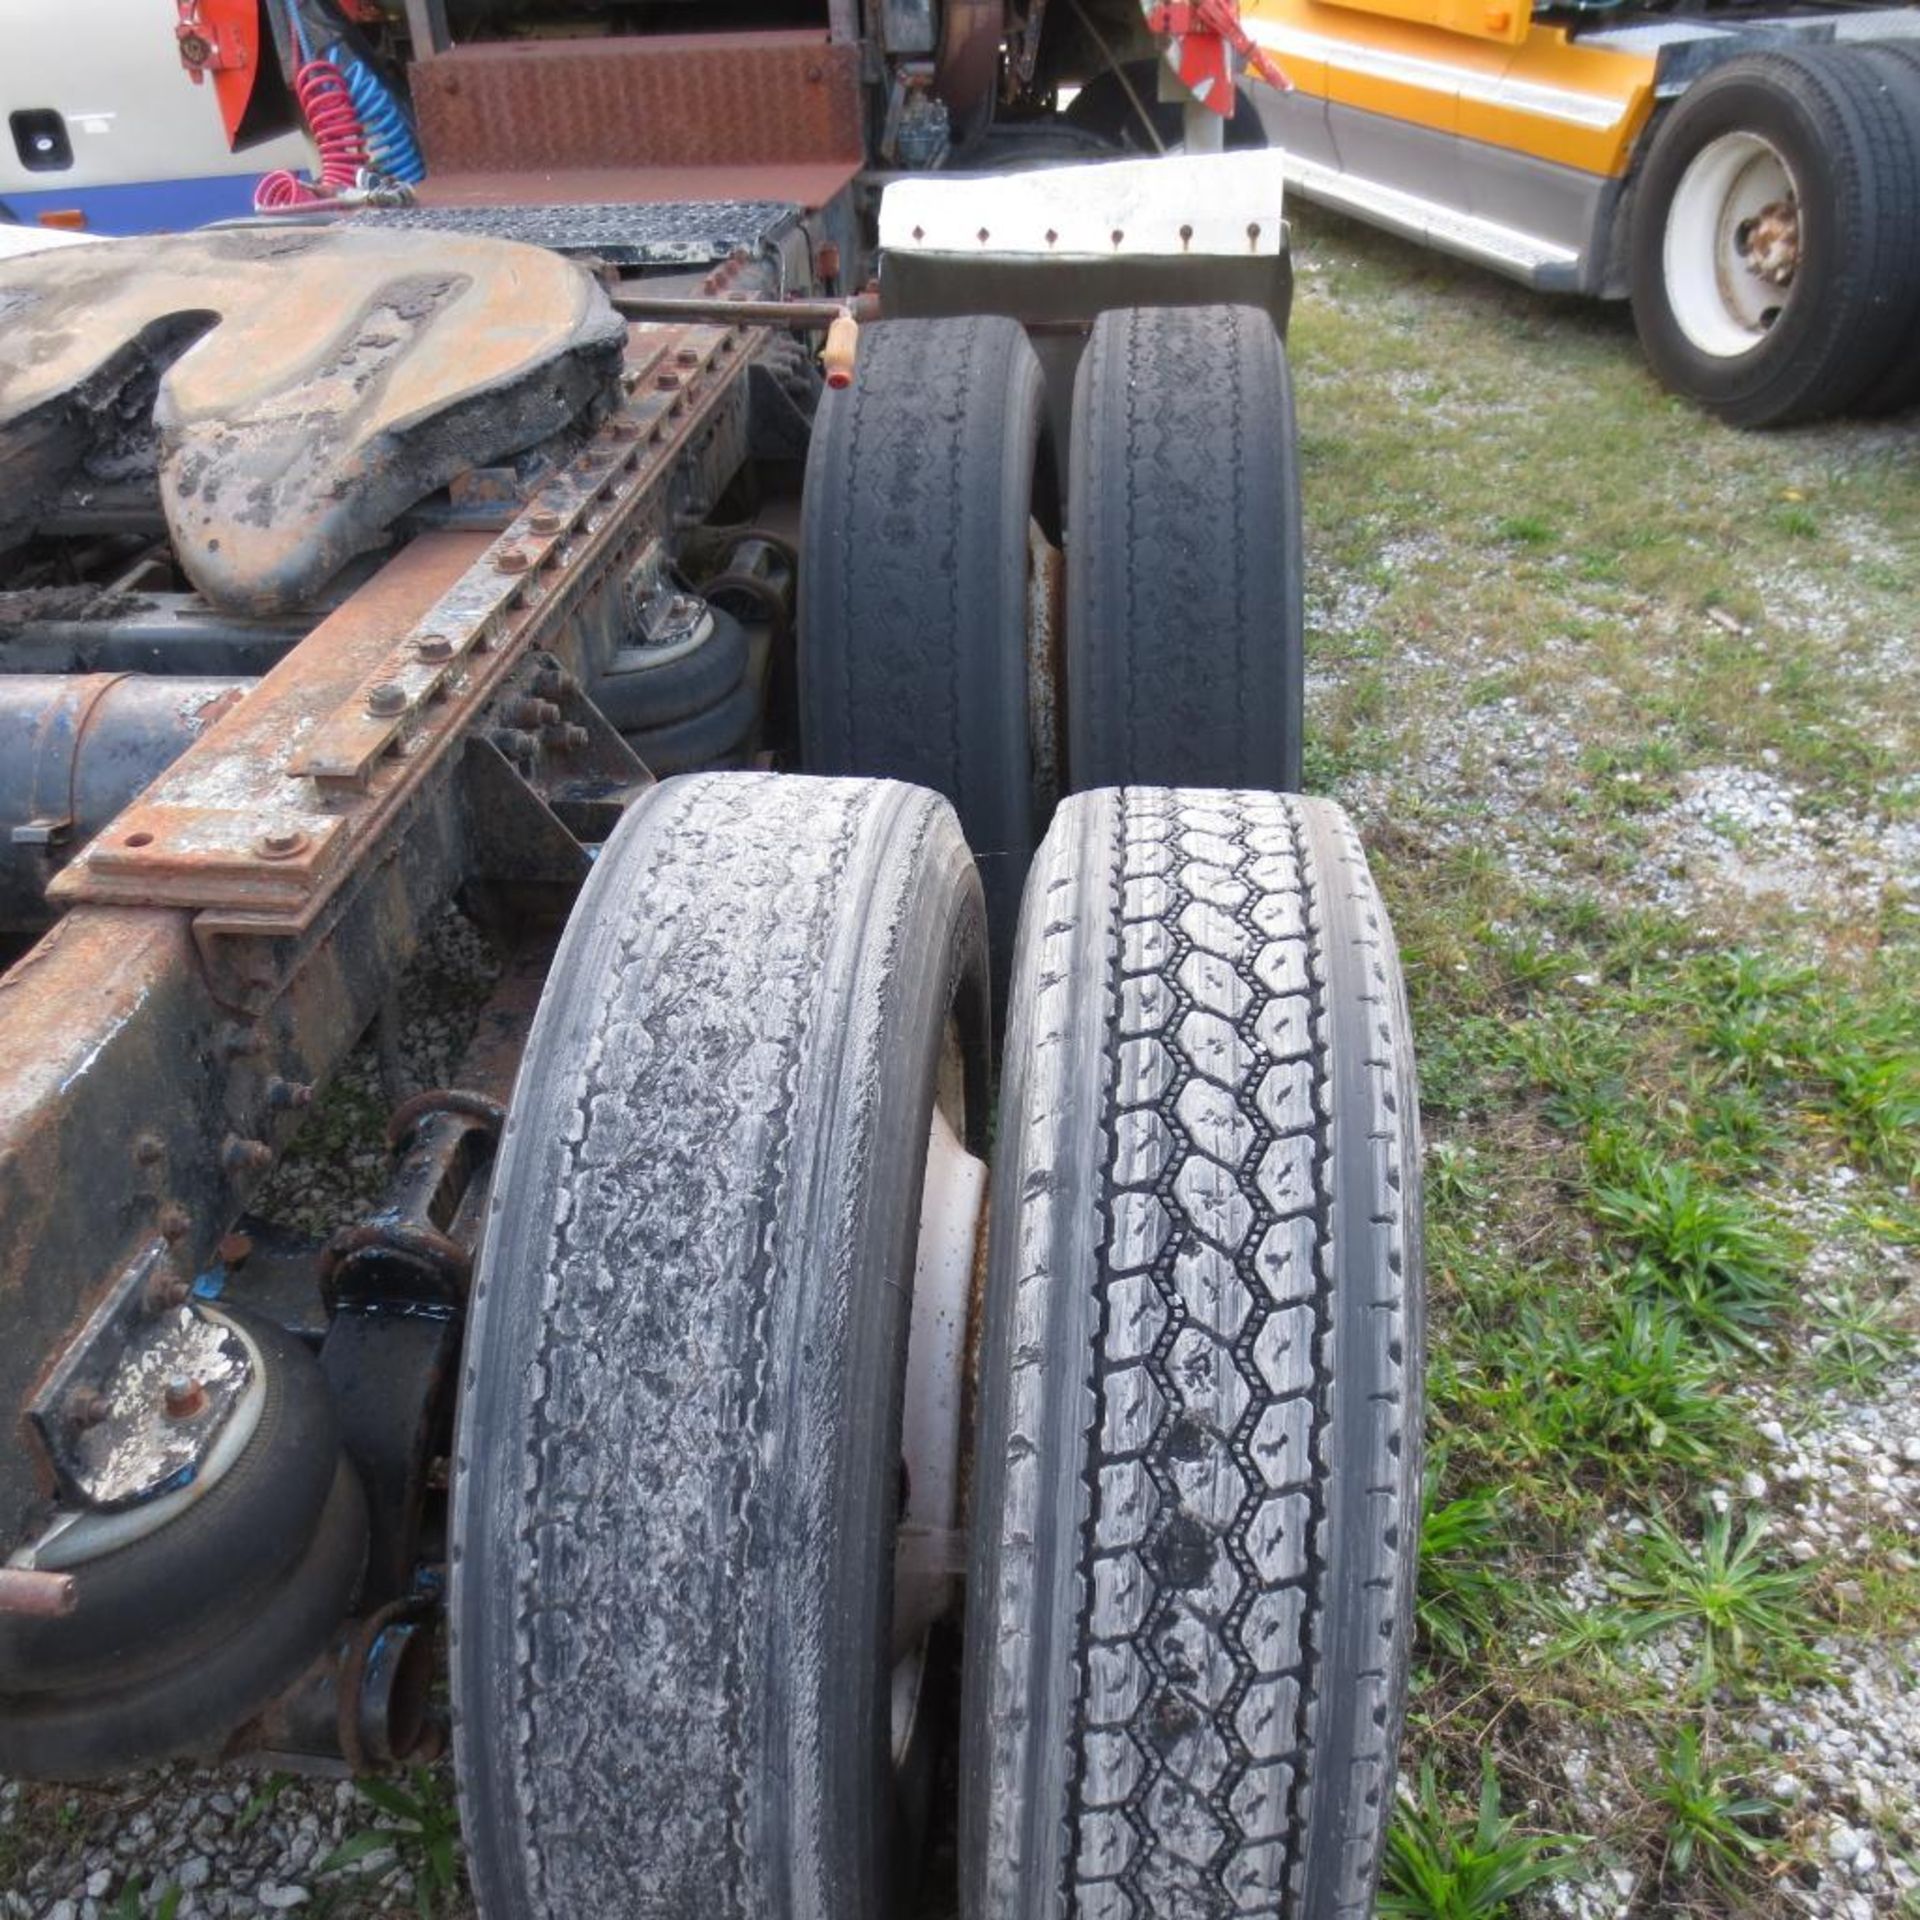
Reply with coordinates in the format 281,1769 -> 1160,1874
25,1240 -> 253,1514
47,323 -> 755,939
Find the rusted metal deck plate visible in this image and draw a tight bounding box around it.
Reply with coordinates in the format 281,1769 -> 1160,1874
409,32 -> 864,175
47,323 -> 751,933
0,227 -> 623,616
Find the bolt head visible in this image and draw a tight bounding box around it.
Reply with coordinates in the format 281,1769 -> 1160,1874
529,509 -> 561,534
496,548 -> 531,574
255,827 -> 308,860
414,634 -> 454,663
162,1376 -> 207,1421
366,681 -> 407,717
223,1135 -> 273,1175
144,1266 -> 191,1313
67,1388 -> 109,1429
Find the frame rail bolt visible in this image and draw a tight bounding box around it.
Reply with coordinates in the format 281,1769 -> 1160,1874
66,1387 -> 110,1430
223,1135 -> 273,1176
255,827 -> 308,860
143,1263 -> 190,1313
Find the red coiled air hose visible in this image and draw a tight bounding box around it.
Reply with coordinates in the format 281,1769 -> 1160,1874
253,56 -> 367,211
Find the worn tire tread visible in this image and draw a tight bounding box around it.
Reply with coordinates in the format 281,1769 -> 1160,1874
1067,309 -> 1305,795
451,771 -> 985,1920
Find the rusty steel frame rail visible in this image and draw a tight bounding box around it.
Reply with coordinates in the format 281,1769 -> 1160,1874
0,320 -> 764,1553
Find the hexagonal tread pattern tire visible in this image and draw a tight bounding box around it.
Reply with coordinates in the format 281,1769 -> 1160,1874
962,786 -> 1423,1919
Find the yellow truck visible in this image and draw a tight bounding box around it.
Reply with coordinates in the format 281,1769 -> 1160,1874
1236,0 -> 1920,424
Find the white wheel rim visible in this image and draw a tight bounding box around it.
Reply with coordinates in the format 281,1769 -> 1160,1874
891,1079 -> 987,1767
1663,131 -> 1802,358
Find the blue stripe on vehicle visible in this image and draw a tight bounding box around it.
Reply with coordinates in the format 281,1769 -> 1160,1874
0,172 -> 270,235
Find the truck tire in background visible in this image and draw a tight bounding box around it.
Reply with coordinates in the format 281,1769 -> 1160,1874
1066,306 -> 1306,795
962,787 -> 1424,1919
1852,43 -> 1920,416
800,315 -> 1055,1002
451,773 -> 990,1920
1629,46 -> 1920,427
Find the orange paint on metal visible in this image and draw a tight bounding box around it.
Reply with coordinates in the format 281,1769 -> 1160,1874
1244,0 -> 1657,173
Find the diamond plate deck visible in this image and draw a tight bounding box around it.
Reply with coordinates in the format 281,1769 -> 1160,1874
355,199 -> 801,267
409,31 -> 864,177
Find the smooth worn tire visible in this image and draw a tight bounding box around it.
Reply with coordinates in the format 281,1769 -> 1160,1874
962,786 -> 1424,1919
799,315 -> 1051,996
451,772 -> 990,1920
1067,307 -> 1305,795
0,1308 -> 344,1700
1629,47 -> 1920,426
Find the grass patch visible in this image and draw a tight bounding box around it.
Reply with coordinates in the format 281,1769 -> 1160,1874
1288,202 -> 1919,1913
1607,1508 -> 1827,1694
1381,1758 -> 1581,1918
1651,1725 -> 1783,1896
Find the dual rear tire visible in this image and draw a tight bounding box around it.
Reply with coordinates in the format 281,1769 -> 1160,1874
1631,44 -> 1920,426
799,305 -> 1305,994
450,776 -> 1422,1920
454,301 -> 1412,1920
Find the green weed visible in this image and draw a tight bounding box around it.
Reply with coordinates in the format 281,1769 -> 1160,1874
1653,1725 -> 1781,1893
1380,1757 -> 1580,1918
1497,514 -> 1555,547
1608,1507 -> 1825,1693
1809,1289 -> 1916,1394
1591,1156 -> 1793,1350
320,1769 -> 464,1920
1416,1478 -> 1514,1663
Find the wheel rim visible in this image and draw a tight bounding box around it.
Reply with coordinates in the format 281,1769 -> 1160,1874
1663,130 -> 1802,358
891,1023 -> 987,1768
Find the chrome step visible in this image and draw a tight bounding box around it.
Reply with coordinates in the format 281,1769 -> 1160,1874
1278,150 -> 1585,290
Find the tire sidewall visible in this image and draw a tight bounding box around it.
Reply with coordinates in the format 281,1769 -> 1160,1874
793,793 -> 992,1912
